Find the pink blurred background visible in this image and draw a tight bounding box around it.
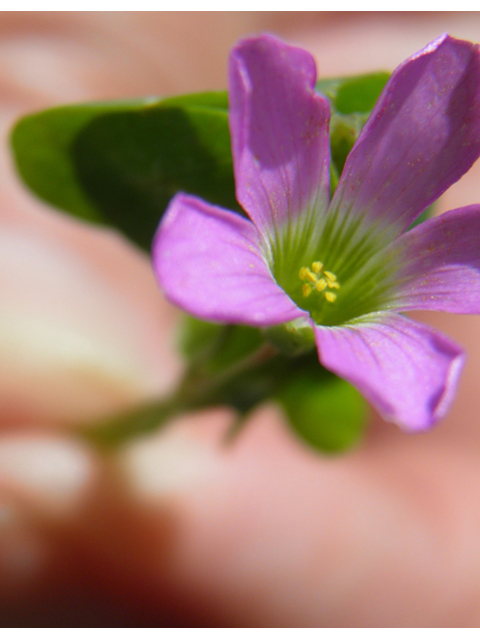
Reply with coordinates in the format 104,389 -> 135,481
2,12 -> 480,627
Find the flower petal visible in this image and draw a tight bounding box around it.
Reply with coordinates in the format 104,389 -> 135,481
329,34 -> 480,244
312,312 -> 464,431
152,193 -> 307,326
383,205 -> 480,314
228,34 -> 331,239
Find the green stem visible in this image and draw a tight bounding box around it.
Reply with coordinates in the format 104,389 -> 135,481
82,343 -> 277,448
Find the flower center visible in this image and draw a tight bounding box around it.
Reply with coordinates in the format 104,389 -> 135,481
298,261 -> 340,303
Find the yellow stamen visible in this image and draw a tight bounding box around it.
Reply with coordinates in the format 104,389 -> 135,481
324,271 -> 337,281
327,280 -> 340,290
304,269 -> 318,283
315,278 -> 327,292
298,267 -> 309,280
299,262 -> 340,303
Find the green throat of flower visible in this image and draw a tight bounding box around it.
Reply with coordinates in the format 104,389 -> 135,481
269,219 -> 400,327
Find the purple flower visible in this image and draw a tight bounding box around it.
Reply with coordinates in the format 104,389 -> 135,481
152,34 -> 480,432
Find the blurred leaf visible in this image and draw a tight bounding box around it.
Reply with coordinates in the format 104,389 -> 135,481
10,101 -> 136,225
179,315 -> 264,373
207,325 -> 264,373
333,72 -> 390,114
179,315 -> 224,362
206,349 -> 321,416
263,319 -> 315,357
329,112 -> 367,176
407,204 -> 434,230
279,372 -> 368,453
11,93 -> 236,252
72,103 -> 238,250
317,72 -> 390,178
316,71 -> 390,114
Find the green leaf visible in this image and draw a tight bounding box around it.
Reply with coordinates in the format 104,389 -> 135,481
317,72 -> 390,178
316,71 -> 390,115
279,372 -> 368,453
179,315 -> 264,373
329,112 -> 367,176
11,93 -> 236,252
407,204 -> 434,230
204,349 -> 321,417
72,103 -> 239,250
179,315 -> 224,362
9,101 -> 136,225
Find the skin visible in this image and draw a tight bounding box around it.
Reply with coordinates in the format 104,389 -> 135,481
1,12 -> 480,626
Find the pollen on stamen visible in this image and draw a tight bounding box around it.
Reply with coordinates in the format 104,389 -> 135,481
298,267 -> 309,280
324,271 -> 337,281
299,261 -> 340,302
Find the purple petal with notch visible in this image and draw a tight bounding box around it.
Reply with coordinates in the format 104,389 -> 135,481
329,34 -> 480,242
384,205 -> 480,314
228,34 -> 331,239
312,312 -> 464,431
152,193 -> 307,327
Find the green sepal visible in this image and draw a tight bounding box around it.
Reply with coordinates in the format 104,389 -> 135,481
278,371 -> 368,453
